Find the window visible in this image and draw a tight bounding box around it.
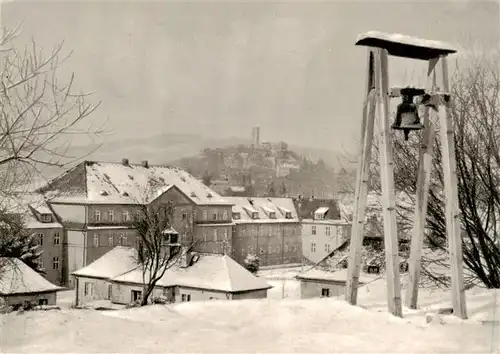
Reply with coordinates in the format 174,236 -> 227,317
38,298 -> 48,306
84,282 -> 93,296
284,244 -> 289,253
182,211 -> 187,220
312,226 -> 317,235
181,294 -> 191,302
52,257 -> 59,270
202,210 -> 208,220
232,212 -> 240,220
217,211 -> 223,220
326,226 -> 331,236
223,228 -> 228,240
213,228 -> 218,241
285,211 -> 292,219
107,284 -> 112,300
119,234 -> 127,245
94,210 -> 101,222
121,211 -> 129,222
93,234 -> 99,247
38,233 -> 44,246
41,214 -> 52,223
223,210 -> 228,220
131,290 -> 142,302
108,234 -> 114,246
203,228 -> 208,242
311,242 -> 316,253
53,232 -> 60,245
38,258 -> 44,270
321,288 -> 330,297
268,225 -> 272,236
325,244 -> 331,253
108,210 -> 114,222
241,248 -> 245,256
260,247 -> 264,254
212,212 -> 217,221
277,244 -> 281,254
268,245 -> 272,254
193,210 -> 197,221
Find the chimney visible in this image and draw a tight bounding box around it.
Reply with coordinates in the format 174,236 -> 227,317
141,160 -> 149,168
122,158 -> 129,166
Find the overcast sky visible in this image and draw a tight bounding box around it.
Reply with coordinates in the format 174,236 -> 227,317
3,0 -> 499,153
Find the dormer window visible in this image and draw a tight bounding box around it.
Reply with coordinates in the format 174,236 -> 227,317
269,212 -> 276,219
41,214 -> 52,223
285,212 -> 292,219
233,212 -> 241,220
252,212 -> 259,219
314,207 -> 329,220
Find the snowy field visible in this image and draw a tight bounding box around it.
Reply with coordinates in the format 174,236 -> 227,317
2,277 -> 499,353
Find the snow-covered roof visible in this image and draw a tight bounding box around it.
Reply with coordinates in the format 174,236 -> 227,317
296,268 -> 377,284
0,258 -> 63,295
76,247 -> 271,292
43,161 -> 231,206
225,197 -> 299,224
72,246 -> 139,279
113,253 -> 271,292
314,207 -> 329,215
0,193 -> 62,229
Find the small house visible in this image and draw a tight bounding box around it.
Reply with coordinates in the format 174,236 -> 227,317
0,258 -> 63,308
72,246 -> 272,307
296,268 -> 378,299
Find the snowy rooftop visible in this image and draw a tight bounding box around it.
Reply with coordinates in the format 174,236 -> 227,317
225,197 -> 299,223
72,246 -> 139,279
44,161 -> 230,206
73,247 -> 271,293
296,268 -> 378,284
0,258 -> 63,295
0,193 -> 62,229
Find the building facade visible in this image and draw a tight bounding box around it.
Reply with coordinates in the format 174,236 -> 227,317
300,207 -> 351,264
225,197 -> 302,267
37,159 -> 234,287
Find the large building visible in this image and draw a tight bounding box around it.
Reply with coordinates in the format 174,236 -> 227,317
294,198 -> 350,264
36,159 -> 234,287
225,197 -> 302,267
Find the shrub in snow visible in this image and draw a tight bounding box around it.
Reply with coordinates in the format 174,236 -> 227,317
244,254 -> 260,274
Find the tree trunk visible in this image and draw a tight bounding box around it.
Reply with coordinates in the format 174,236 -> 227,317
140,284 -> 155,306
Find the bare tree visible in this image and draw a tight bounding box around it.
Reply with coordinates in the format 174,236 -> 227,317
368,49 -> 500,288
0,25 -> 104,194
132,201 -> 198,306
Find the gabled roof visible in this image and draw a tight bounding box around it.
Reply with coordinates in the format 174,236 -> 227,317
72,246 -> 138,279
0,258 -> 63,295
40,161 -> 231,206
225,197 -> 299,224
296,268 -> 377,284
112,253 -> 272,292
294,198 -> 340,220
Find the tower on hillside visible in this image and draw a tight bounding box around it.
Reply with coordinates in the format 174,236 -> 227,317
251,127 -> 260,147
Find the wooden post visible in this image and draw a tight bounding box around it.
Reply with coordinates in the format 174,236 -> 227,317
406,59 -> 438,309
375,48 -> 402,317
437,56 -> 467,319
345,50 -> 376,305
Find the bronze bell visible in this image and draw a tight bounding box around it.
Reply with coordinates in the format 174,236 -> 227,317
392,87 -> 425,141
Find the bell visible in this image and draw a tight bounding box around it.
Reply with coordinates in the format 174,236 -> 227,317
392,87 -> 425,141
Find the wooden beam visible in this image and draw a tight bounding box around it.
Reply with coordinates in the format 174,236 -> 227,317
437,56 -> 468,319
375,48 -> 403,317
406,59 -> 438,309
346,50 -> 376,305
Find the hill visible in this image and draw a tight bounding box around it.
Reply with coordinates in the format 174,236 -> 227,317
27,133 -> 357,194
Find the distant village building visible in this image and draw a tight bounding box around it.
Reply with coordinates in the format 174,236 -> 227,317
36,160 -> 234,288
2,194 -> 64,286
72,246 -> 272,307
225,197 -> 302,267
0,258 -> 63,307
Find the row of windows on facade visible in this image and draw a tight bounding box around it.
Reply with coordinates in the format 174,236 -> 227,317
241,243 -> 299,256
310,242 -> 338,253
200,228 -> 229,242
38,257 -> 59,270
38,232 -> 60,246
238,224 -> 299,237
310,225 -> 344,236
92,209 -> 231,223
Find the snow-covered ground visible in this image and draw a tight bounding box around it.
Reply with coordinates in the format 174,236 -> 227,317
2,277 -> 499,353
